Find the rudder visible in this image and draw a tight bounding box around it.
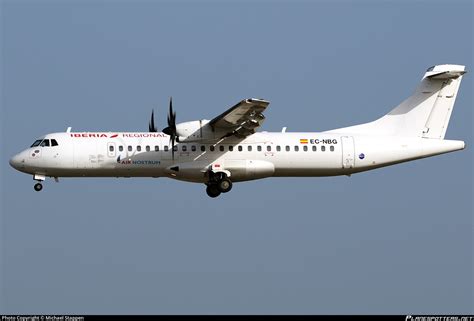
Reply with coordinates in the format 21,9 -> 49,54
421,65 -> 465,139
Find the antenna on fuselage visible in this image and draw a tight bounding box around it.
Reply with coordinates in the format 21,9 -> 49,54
66,127 -> 72,133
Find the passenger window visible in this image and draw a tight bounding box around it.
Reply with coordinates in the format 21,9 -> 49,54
286,146 -> 290,152
248,146 -> 252,152
257,146 -> 262,152
137,146 -> 141,152
294,146 -> 299,152
201,145 -> 205,152
119,145 -> 124,152
164,146 -> 169,152
146,146 -> 150,152
220,146 -> 225,152
276,146 -> 281,152
155,146 -> 159,152
303,146 -> 308,152
173,145 -> 178,152
312,146 -> 317,152
330,146 -> 335,152
51,139 -> 58,146
321,146 -> 326,152
229,146 -> 234,152
210,146 -> 215,152
128,146 -> 133,152
191,145 -> 196,152
109,145 -> 114,152
40,140 -> 50,147
267,146 -> 271,152
238,146 -> 243,152
182,145 -> 187,152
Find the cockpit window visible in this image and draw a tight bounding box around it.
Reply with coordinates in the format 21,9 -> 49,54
31,139 -> 58,147
30,140 -> 42,147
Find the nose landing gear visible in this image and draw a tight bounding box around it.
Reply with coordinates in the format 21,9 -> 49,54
34,183 -> 43,192
32,174 -> 46,192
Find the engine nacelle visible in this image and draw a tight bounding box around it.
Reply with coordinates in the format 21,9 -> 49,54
175,120 -> 218,142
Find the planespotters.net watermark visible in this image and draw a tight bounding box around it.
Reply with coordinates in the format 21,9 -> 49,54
406,316 -> 474,321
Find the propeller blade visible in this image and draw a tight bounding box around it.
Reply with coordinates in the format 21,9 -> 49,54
171,134 -> 175,160
149,110 -> 157,132
162,127 -> 172,135
162,97 -> 177,160
163,97 -> 176,136
168,97 -> 176,128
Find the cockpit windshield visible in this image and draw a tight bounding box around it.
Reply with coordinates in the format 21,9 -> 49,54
30,140 -> 43,147
30,139 -> 59,147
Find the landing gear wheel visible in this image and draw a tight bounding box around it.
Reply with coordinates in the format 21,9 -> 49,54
34,183 -> 43,192
217,178 -> 232,193
206,185 -> 221,198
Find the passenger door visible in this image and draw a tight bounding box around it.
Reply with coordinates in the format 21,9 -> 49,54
341,136 -> 355,169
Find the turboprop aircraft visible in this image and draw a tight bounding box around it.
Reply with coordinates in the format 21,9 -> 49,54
9,64 -> 467,198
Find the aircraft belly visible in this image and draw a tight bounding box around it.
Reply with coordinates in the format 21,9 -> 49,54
42,167 -> 166,178
352,137 -> 464,173
272,150 -> 345,177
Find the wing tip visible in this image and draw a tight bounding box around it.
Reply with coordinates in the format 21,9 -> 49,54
246,98 -> 270,105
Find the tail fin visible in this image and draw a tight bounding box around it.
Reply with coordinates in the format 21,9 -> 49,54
326,64 -> 466,138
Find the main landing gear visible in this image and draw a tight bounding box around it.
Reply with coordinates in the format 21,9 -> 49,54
205,172 -> 233,198
206,184 -> 221,198
34,183 -> 43,192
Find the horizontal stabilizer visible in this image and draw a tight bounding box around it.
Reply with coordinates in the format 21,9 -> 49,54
426,70 -> 466,80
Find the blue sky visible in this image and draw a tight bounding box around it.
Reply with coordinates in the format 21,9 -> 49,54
1,0 -> 472,314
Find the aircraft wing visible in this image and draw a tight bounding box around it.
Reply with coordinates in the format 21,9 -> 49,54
209,98 -> 270,137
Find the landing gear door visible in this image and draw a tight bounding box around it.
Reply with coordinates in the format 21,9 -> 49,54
341,136 -> 355,169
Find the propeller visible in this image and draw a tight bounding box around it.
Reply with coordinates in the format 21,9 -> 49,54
149,110 -> 157,132
162,97 -> 177,160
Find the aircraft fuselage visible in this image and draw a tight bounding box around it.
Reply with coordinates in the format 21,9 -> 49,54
10,131 -> 464,183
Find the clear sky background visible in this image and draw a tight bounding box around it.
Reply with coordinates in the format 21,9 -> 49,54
1,0 -> 472,315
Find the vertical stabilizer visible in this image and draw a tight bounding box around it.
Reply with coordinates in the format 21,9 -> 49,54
326,64 -> 466,139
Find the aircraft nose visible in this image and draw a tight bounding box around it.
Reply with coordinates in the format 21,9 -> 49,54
9,153 -> 23,170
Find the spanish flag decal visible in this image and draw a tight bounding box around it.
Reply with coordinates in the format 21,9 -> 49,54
300,139 -> 308,144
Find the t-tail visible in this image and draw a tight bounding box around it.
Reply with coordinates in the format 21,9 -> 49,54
327,64 -> 466,139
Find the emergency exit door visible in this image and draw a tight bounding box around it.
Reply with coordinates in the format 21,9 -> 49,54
107,142 -> 116,157
341,136 -> 355,169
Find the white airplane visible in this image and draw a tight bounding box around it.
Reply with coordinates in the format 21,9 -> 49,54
10,64 -> 467,198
